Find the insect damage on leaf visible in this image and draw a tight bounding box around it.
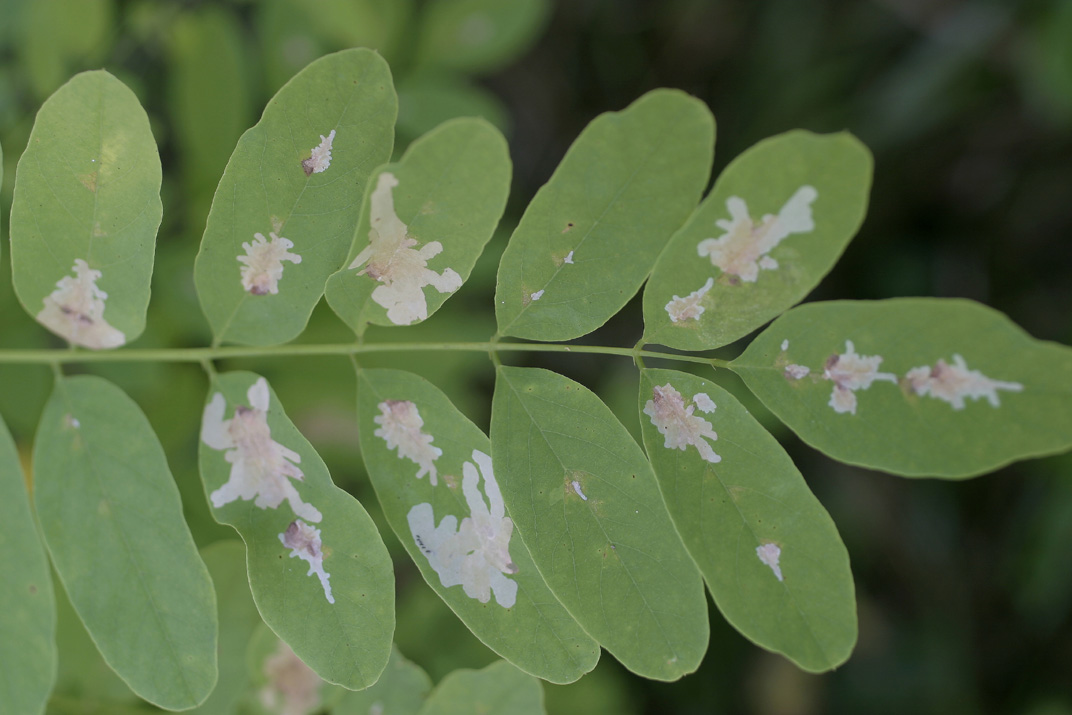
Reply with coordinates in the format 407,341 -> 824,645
755,542 -> 783,582
374,400 -> 442,486
201,378 -> 322,522
697,186 -> 818,283
348,172 -> 463,325
905,354 -> 1023,410
644,383 -> 721,464
259,640 -> 323,715
280,519 -> 334,604
301,129 -> 336,175
37,259 -> 125,349
784,364 -> 810,380
823,340 -> 897,415
692,393 -> 716,413
238,232 -> 302,295
407,450 -> 519,608
665,277 -> 714,323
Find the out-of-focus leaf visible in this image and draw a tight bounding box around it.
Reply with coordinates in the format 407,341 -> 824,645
33,376 -> 217,710
197,371 -> 394,689
416,660 -> 544,715
335,646 -> 432,715
10,71 -> 162,349
242,622 -> 344,715
415,0 -> 551,74
491,366 -> 709,680
325,118 -> 510,334
396,73 -> 510,146
194,48 -> 396,346
0,413 -> 55,715
638,368 -> 857,671
643,131 -> 872,351
732,299 -> 1072,477
17,0 -> 113,99
495,89 -> 714,341
356,368 -> 600,683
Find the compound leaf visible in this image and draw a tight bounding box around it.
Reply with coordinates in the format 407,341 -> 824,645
638,368 -> 856,672
326,118 -> 510,334
197,371 -> 394,689
417,660 -> 544,715
33,375 -> 216,710
335,646 -> 432,715
495,89 -> 715,341
732,299 -> 1072,477
10,70 -> 162,349
194,48 -> 396,346
356,368 -> 600,684
491,366 -> 709,680
643,130 -> 872,351
0,413 -> 56,715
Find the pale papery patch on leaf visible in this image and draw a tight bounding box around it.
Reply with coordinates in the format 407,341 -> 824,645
905,354 -> 1023,410
822,340 -> 897,415
697,186 -> 818,282
348,172 -> 462,325
201,378 -> 322,522
238,232 -> 302,295
373,400 -> 441,486
279,519 -> 334,604
37,259 -> 126,349
259,640 -> 323,715
755,542 -> 783,582
407,450 -> 519,608
643,383 -> 721,463
692,392 -> 716,413
301,129 -> 335,175
665,277 -> 714,323
784,364 -> 810,380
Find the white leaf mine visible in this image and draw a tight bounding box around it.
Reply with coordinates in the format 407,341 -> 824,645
348,172 -> 462,325
755,542 -> 783,582
823,340 -> 897,415
407,450 -> 519,608
279,519 -> 334,605
693,392 -> 716,413
238,232 -> 302,295
665,277 -> 714,323
259,640 -> 323,715
373,400 -> 442,486
529,289 -> 545,302
564,250 -> 575,264
784,364 -> 810,380
644,383 -> 721,463
571,480 -> 588,500
37,259 -> 125,349
697,185 -> 818,282
301,129 -> 336,176
781,339 -> 790,351
905,354 -> 1023,410
201,377 -> 322,522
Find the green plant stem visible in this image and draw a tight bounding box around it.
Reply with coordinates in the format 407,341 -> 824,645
0,341 -> 730,367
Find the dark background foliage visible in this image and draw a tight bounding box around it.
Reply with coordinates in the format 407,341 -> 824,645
1,1 -> 1069,713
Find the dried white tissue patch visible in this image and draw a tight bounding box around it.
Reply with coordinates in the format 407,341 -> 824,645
564,250 -> 575,264
781,339 -> 790,351
238,232 -> 302,295
784,364 -> 811,380
697,185 -> 818,282
259,640 -> 323,715
348,172 -> 462,325
823,340 -> 897,415
37,259 -> 125,349
693,393 -> 716,413
905,354 -> 1023,410
665,277 -> 714,323
529,289 -> 545,302
279,519 -> 334,604
201,378 -> 322,522
302,129 -> 336,175
373,400 -> 442,486
407,450 -> 519,608
644,383 -> 721,463
756,542 -> 783,582
572,480 -> 588,500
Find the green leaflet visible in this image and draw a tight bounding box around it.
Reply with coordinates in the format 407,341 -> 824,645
416,660 -> 544,715
495,89 -> 715,341
197,371 -> 394,689
33,375 -> 217,710
189,541 -> 263,715
326,118 -> 510,334
638,369 -> 857,672
10,70 -> 162,350
243,622 -> 345,714
415,0 -> 552,74
0,414 -> 55,715
194,48 -> 396,346
396,74 -> 511,147
643,130 -> 872,351
731,299 -> 1072,477
335,646 -> 432,715
16,0 -> 113,99
491,366 -> 709,680
356,368 -> 600,684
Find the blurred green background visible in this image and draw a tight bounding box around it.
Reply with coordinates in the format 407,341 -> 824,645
1,1 -> 1070,713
